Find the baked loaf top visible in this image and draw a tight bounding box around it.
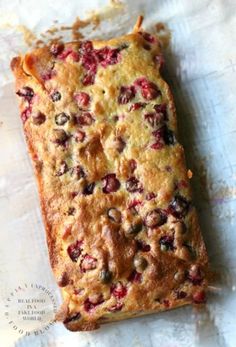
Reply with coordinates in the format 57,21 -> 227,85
11,25 -> 208,331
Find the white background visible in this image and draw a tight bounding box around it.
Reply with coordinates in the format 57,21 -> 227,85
0,0 -> 236,346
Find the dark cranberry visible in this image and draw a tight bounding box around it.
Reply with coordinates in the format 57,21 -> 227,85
75,130 -> 86,142
57,272 -> 69,287
168,195 -> 190,219
126,177 -> 143,193
146,192 -> 156,200
108,303 -> 123,312
139,31 -> 156,44
56,161 -> 68,176
83,182 -> 95,195
129,159 -> 137,173
84,295 -> 104,312
134,256 -> 148,271
113,137 -> 126,153
68,207 -> 76,215
100,269 -> 112,283
21,106 -> 32,123
51,91 -> 61,102
159,235 -> 174,251
111,282 -> 127,299
145,209 -> 167,228
128,270 -> 142,283
63,312 -> 81,324
95,46 -> 120,67
16,87 -> 34,102
118,86 -> 136,104
162,126 -> 175,145
136,240 -> 151,252
50,42 -> 65,56
175,290 -> 187,299
71,165 -> 85,180
67,240 -> 83,262
80,254 -> 97,272
74,92 -> 90,108
163,299 -> 170,308
51,129 -> 69,146
102,174 -> 120,193
187,265 -> 203,285
129,102 -> 146,111
77,112 -> 94,126
107,208 -> 121,223
70,191 -> 78,199
32,111 -> 46,125
55,112 -> 70,126
193,290 -> 206,304
127,222 -> 143,235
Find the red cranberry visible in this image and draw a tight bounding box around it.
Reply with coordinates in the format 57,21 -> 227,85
128,199 -> 142,213
75,130 -> 86,142
80,254 -> 97,272
126,177 -> 143,193
111,282 -> 127,299
16,87 -> 34,102
163,299 -> 170,308
102,174 -> 120,193
168,195 -> 190,219
108,302 -> 123,312
193,290 -> 206,304
32,111 -> 46,125
67,240 -> 83,262
144,112 -> 164,128
84,295 -> 104,312
129,159 -> 137,173
135,78 -> 160,100
41,70 -> 56,81
58,47 -> 79,61
51,91 -> 61,102
95,47 -> 120,67
77,112 -> 94,126
139,31 -> 156,44
145,209 -> 167,228
128,270 -> 142,283
50,42 -> 64,56
155,54 -> 165,68
159,235 -> 174,251
129,102 -> 146,111
83,182 -> 95,195
151,125 -> 175,149
82,72 -> 96,86
74,92 -> 90,108
63,312 -> 81,324
21,106 -> 32,123
118,86 -> 136,104
57,272 -> 69,287
187,265 -> 203,285
136,240 -> 151,252
80,40 -> 93,53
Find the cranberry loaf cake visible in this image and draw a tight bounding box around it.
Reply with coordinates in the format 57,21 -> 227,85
11,21 -> 208,331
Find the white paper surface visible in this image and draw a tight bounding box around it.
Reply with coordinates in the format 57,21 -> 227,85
0,0 -> 236,346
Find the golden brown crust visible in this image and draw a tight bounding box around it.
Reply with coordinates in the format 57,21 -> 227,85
11,29 -> 209,331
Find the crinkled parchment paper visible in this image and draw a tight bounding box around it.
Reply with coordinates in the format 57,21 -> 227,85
0,0 -> 236,346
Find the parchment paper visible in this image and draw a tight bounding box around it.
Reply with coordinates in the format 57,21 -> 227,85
0,0 -> 236,346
